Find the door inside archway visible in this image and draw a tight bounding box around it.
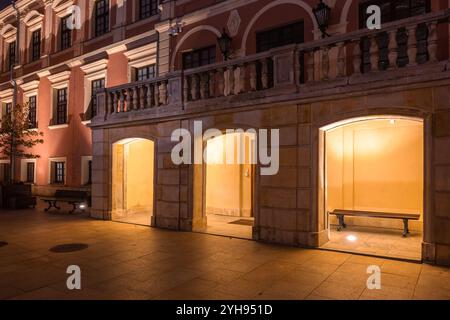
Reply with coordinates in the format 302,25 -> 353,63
112,138 -> 155,226
321,117 -> 424,260
199,132 -> 256,239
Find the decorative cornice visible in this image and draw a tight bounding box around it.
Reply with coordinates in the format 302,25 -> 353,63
48,70 -> 71,84
20,80 -> 40,92
80,58 -> 108,75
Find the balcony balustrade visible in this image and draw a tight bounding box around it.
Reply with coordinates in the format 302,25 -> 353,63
93,9 -> 450,125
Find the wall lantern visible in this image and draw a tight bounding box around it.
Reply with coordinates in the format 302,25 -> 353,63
217,28 -> 232,61
313,0 -> 331,38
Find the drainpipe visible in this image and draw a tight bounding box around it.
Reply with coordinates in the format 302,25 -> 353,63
9,0 -> 20,184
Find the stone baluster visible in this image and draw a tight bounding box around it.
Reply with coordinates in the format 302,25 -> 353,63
226,65 -> 235,96
200,73 -> 207,100
183,76 -> 189,102
147,83 -> 153,108
119,90 -> 125,112
159,81 -> 167,105
139,86 -> 145,109
407,24 -> 418,66
294,51 -> 302,84
307,51 -> 315,82
352,40 -> 362,75
336,43 -> 346,78
132,86 -> 138,110
217,68 -> 225,96
427,21 -> 438,63
370,35 -> 379,72
249,62 -> 257,91
233,64 -> 245,94
154,83 -> 160,107
191,75 -> 199,101
208,71 -> 215,98
110,92 -> 116,114
388,29 -> 398,69
126,88 -> 132,111
260,59 -> 268,89
321,47 -> 330,80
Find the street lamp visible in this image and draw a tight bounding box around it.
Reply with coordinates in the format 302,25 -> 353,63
217,28 -> 232,61
313,0 -> 331,38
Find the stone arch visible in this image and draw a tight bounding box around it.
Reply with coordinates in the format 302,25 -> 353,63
240,0 -> 319,55
312,107 -> 431,254
170,25 -> 222,70
111,137 -> 157,226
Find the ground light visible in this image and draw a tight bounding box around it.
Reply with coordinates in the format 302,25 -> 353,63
346,235 -> 358,242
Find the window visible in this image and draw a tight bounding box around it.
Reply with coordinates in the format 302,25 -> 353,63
182,46 -> 216,69
256,21 -> 304,53
60,15 -> 72,50
5,103 -> 12,116
28,96 -> 37,128
8,41 -> 16,70
135,65 -> 156,81
31,29 -> 41,61
91,78 -> 105,118
139,0 -> 159,20
94,0 -> 109,37
53,161 -> 65,184
359,0 -> 430,72
26,162 -> 35,183
56,88 -> 67,125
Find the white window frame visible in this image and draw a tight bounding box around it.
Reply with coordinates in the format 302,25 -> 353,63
0,88 -> 13,121
48,71 -> 70,129
53,0 -> 75,51
23,10 -> 44,63
1,24 -> 17,71
80,59 -> 108,124
124,42 -> 157,82
21,80 -> 39,129
48,157 -> 67,185
21,159 -> 37,184
89,0 -> 112,39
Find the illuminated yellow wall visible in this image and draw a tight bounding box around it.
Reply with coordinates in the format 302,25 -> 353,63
205,133 -> 253,217
326,119 -> 423,229
112,139 -> 154,218
124,139 -> 154,213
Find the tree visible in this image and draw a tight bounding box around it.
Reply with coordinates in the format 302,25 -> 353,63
0,102 -> 44,184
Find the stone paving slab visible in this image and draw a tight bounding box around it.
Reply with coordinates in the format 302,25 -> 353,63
0,207 -> 449,300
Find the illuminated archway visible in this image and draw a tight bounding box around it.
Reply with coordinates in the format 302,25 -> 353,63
193,130 -> 257,239
319,115 -> 424,260
111,138 -> 155,226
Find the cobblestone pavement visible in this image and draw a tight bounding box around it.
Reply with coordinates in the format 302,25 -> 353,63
0,206 -> 449,300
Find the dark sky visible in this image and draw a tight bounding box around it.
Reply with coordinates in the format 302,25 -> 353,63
0,0 -> 11,11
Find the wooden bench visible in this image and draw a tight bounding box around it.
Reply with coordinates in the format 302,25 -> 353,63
329,209 -> 420,237
40,190 -> 90,214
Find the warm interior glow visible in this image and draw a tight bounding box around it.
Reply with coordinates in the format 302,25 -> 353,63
205,132 -> 254,218
325,117 -> 424,230
112,138 -> 154,226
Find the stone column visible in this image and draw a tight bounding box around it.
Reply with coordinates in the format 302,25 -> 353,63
91,128 -> 111,220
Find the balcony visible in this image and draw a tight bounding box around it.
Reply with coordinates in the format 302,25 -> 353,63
92,9 -> 450,127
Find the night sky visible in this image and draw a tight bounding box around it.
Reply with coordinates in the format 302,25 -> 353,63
0,0 -> 11,11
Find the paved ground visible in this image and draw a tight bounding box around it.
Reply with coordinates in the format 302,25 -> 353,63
0,206 -> 449,300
